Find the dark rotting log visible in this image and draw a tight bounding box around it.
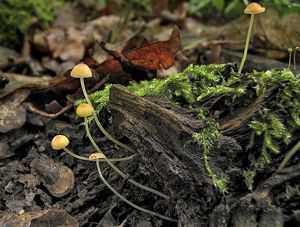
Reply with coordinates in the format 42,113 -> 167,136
108,85 -> 243,226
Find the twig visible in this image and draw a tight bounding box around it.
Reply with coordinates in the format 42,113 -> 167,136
24,102 -> 73,118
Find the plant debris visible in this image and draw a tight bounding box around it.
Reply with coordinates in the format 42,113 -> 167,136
0,89 -> 30,133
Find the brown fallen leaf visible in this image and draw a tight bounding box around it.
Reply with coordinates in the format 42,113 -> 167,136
0,89 -> 30,133
0,209 -> 79,227
33,15 -> 119,62
92,26 -> 181,76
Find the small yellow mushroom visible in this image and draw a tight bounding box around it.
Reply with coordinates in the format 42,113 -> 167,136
244,2 -> 265,14
89,152 -> 105,160
51,135 -> 70,150
238,2 -> 265,74
76,103 -> 94,118
70,63 -> 92,78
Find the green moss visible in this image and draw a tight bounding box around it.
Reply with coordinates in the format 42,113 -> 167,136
192,118 -> 228,193
243,170 -> 256,191
128,64 -> 243,108
81,64 -> 300,192
75,84 -> 112,123
127,73 -> 195,104
249,109 -> 291,156
247,70 -> 300,170
0,0 -> 64,47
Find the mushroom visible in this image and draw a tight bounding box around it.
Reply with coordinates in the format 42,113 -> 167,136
51,134 -> 135,162
70,63 -> 92,105
81,115 -> 171,201
294,46 -> 299,70
238,2 -> 265,74
51,135 -> 69,150
88,152 -> 105,160
94,159 -> 177,222
288,48 -> 293,70
76,103 -> 94,118
70,63 -> 134,153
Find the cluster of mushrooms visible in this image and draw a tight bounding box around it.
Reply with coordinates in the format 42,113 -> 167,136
50,2 -> 269,222
51,63 -> 177,222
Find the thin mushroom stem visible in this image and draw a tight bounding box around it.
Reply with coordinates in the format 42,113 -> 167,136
79,78 -> 134,153
62,147 -> 136,162
294,47 -> 299,71
238,13 -> 255,74
95,159 -> 177,222
278,139 -> 300,171
288,48 -> 292,70
83,117 -> 170,200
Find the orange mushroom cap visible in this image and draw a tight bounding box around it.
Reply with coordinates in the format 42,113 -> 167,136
244,2 -> 265,15
70,63 -> 92,78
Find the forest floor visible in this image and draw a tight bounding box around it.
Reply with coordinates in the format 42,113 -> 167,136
0,1 -> 300,227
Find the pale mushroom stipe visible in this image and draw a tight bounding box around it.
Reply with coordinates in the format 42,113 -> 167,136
50,63 -> 176,222
70,63 -> 134,153
238,2 -> 265,74
294,47 -> 299,70
288,48 -> 293,70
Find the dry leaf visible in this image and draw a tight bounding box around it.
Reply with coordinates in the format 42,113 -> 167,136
92,26 -> 181,75
0,89 -> 30,133
33,16 -> 119,62
0,72 -> 65,99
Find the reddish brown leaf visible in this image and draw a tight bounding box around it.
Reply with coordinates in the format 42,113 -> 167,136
92,26 -> 181,75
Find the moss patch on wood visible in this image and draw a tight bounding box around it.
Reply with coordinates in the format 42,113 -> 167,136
79,64 -> 300,192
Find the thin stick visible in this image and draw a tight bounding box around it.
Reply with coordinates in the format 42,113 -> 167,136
95,159 -> 177,222
80,78 -> 134,153
238,14 -> 255,74
24,102 -> 73,119
278,140 -> 300,170
83,117 -> 170,200
62,147 -> 135,162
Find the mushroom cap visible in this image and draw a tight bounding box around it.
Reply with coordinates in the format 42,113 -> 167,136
76,103 -> 94,117
70,63 -> 92,78
89,152 -> 105,160
51,135 -> 69,150
244,3 -> 265,14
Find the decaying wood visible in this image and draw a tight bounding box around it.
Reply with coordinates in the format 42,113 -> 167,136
220,89 -> 274,134
109,85 -> 244,226
108,85 -> 300,227
1,83 -> 298,226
